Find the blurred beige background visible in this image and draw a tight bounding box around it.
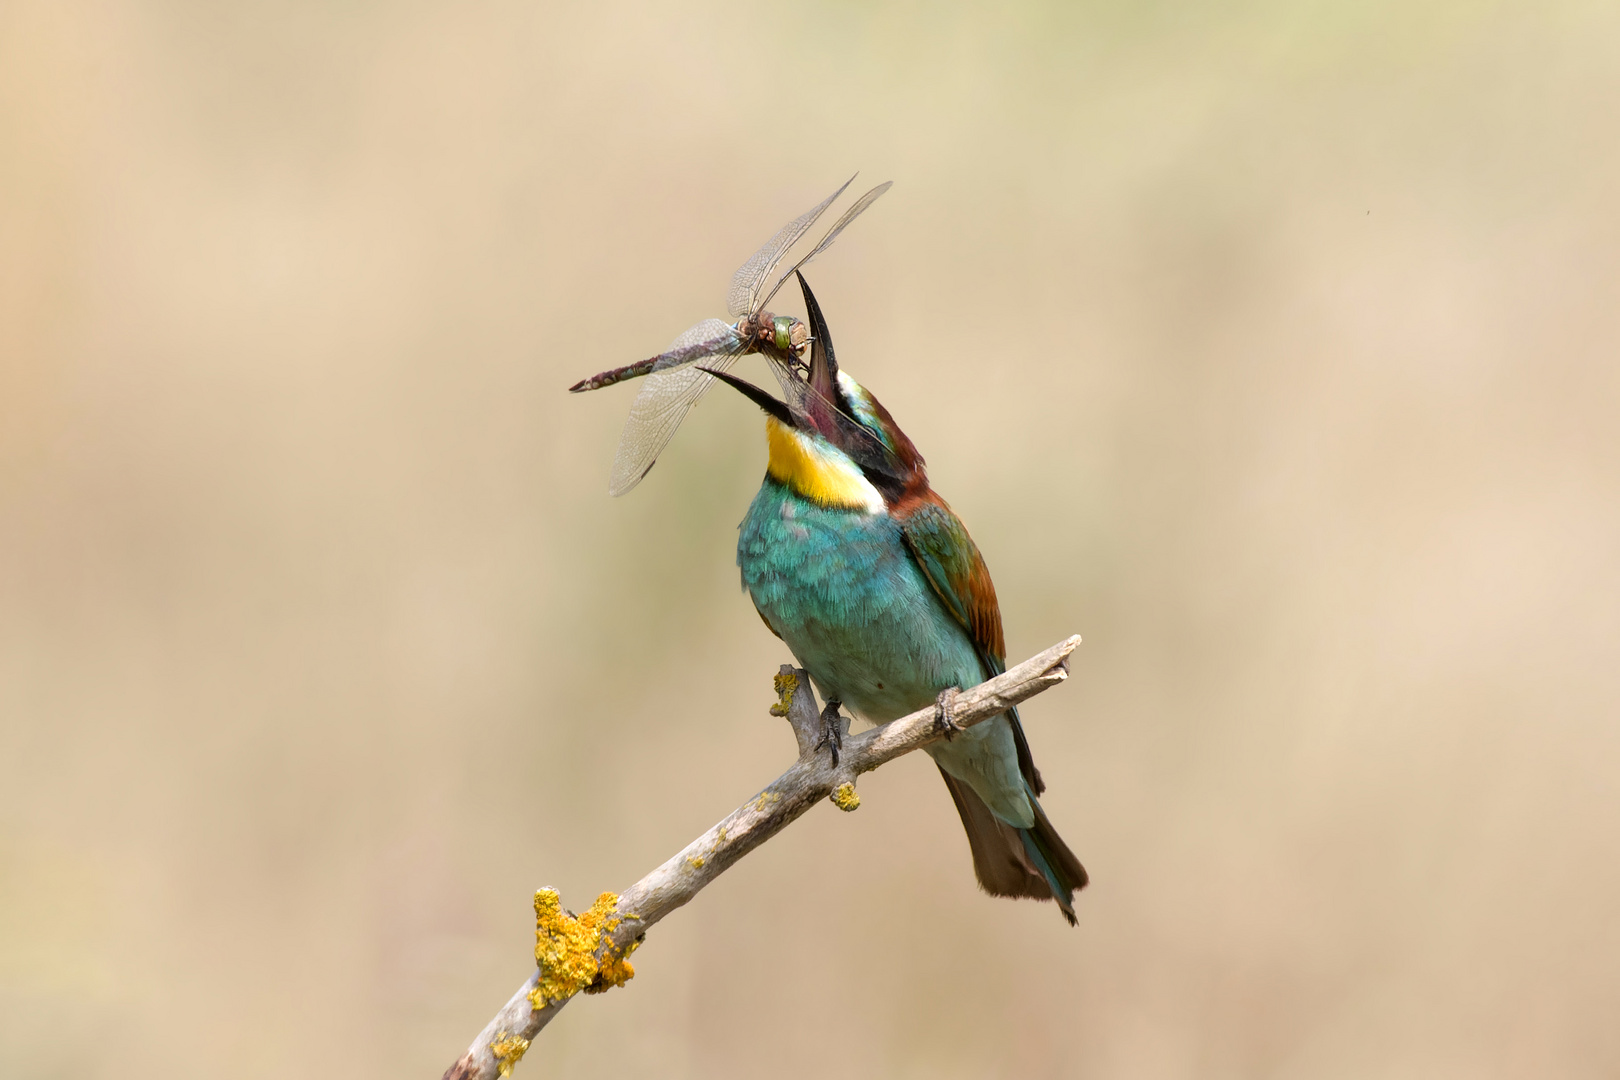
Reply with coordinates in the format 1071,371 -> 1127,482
3,1 -> 1618,1077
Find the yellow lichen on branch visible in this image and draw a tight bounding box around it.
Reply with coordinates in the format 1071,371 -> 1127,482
490,1032 -> 530,1078
769,670 -> 798,716
830,782 -> 861,812
594,940 -> 638,993
528,889 -> 638,1009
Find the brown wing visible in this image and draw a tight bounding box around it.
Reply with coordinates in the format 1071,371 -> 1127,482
894,489 -> 1006,663
896,489 -> 1044,792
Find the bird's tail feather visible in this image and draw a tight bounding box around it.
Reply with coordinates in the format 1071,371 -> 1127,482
1021,795 -> 1087,925
937,767 -> 1087,925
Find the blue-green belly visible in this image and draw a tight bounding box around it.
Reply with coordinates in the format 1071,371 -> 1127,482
738,478 -> 1033,827
738,479 -> 981,719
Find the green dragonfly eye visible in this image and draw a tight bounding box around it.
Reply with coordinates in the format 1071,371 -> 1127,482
772,316 -> 797,353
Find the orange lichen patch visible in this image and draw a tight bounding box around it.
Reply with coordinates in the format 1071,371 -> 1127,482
754,790 -> 781,811
687,855 -> 705,869
490,1032 -> 530,1078
527,889 -> 637,1008
830,782 -> 861,812
591,938 -> 639,995
770,670 -> 798,716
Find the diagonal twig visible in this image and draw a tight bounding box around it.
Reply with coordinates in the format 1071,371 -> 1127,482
442,635 -> 1081,1080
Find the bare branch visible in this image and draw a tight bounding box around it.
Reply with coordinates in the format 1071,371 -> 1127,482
442,635 -> 1081,1080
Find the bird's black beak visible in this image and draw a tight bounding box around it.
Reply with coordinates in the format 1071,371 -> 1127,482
697,367 -> 795,426
796,271 -> 839,401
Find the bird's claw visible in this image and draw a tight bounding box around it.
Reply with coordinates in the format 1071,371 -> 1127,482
815,699 -> 844,766
933,688 -> 962,741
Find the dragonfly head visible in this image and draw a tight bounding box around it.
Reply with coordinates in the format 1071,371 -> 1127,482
773,315 -> 810,357
739,311 -> 810,361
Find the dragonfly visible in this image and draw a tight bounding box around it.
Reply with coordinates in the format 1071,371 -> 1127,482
569,176 -> 892,495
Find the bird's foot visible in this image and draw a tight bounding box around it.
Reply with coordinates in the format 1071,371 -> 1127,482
815,699 -> 844,766
933,688 -> 963,741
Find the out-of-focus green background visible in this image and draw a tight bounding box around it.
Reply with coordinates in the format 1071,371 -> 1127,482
3,1 -> 1618,1077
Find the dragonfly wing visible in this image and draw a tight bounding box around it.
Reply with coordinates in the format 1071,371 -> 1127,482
608,318 -> 742,496
755,181 -> 892,313
725,176 -> 855,319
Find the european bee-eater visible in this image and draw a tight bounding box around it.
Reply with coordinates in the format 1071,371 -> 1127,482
707,273 -> 1087,923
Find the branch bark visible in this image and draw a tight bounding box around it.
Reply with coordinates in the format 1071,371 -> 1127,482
442,634 -> 1081,1080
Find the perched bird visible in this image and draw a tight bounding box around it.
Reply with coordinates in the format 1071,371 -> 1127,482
705,273 -> 1087,923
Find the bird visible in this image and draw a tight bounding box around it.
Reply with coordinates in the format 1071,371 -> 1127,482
703,272 -> 1087,924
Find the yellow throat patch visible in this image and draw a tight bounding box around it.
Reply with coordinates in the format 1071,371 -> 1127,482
764,418 -> 885,513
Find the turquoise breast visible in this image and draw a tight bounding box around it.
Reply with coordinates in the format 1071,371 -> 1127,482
737,478 -> 985,722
